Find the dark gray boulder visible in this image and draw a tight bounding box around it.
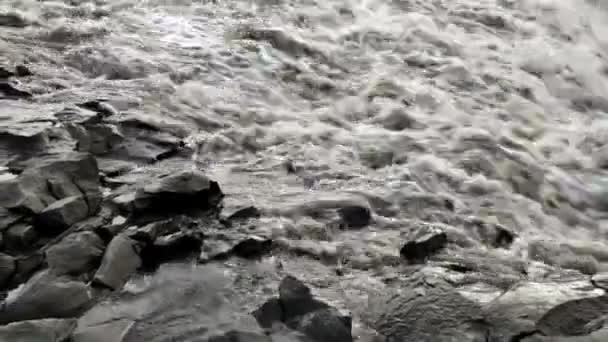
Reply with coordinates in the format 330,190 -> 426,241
400,224 -> 448,262
38,195 -> 89,231
253,275 -> 352,342
46,231 -> 105,276
133,170 -> 222,213
3,223 -> 39,251
0,270 -> 92,324
92,234 -> 141,290
536,296 -> 608,336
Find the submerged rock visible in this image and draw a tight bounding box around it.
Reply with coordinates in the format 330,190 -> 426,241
400,225 -> 448,263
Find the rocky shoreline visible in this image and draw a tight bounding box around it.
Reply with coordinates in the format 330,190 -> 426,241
1,63 -> 608,342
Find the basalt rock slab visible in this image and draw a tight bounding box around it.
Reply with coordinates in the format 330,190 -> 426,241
0,152 -> 101,216
46,231 -> 105,276
92,234 -> 141,291
38,195 -> 90,231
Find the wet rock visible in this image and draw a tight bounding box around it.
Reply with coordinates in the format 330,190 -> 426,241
0,66 -> 13,78
46,231 -> 105,276
252,297 -> 284,330
38,195 -> 89,231
0,152 -> 101,215
15,65 -> 33,77
464,217 -> 516,248
76,100 -> 118,117
592,273 -> 608,290
373,106 -> 424,131
535,296 -> 608,336
232,235 -> 273,259
129,170 -> 223,218
254,275 -> 352,342
0,271 -> 92,324
222,205 -> 261,222
293,308 -> 353,342
199,235 -> 273,262
400,225 -> 448,263
140,231 -> 202,270
0,12 -> 31,28
337,205 -> 372,228
0,318 -> 77,342
372,287 -> 487,342
93,234 -> 141,290
0,253 -> 15,288
0,82 -> 32,99
4,223 -> 39,251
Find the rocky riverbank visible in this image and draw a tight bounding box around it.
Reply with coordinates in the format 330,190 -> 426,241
4,0 -> 608,341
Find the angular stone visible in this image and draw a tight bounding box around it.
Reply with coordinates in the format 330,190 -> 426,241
46,231 -> 105,276
4,223 -> 39,251
400,225 -> 448,262
38,195 -> 89,231
133,170 -> 222,213
0,271 -> 92,324
252,297 -> 283,330
536,296 -> 608,336
0,318 -> 77,342
93,234 -> 141,290
337,205 -> 372,228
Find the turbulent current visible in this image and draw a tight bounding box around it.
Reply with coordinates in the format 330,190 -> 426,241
4,0 -> 608,341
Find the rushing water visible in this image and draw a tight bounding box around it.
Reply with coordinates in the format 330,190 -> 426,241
4,0 -> 608,339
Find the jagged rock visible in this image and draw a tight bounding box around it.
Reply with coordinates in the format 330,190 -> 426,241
46,231 -> 105,276
536,296 -> 608,336
0,270 -> 92,324
372,287 -> 487,342
129,170 -> 223,217
0,152 -> 101,215
400,225 -> 448,262
0,253 -> 15,288
221,205 -> 261,224
253,275 -> 352,342
4,223 -> 39,251
0,82 -> 32,98
140,231 -> 202,270
337,205 -> 372,228
92,234 -> 141,290
38,195 -> 89,231
0,318 -> 77,342
76,100 -> 118,117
